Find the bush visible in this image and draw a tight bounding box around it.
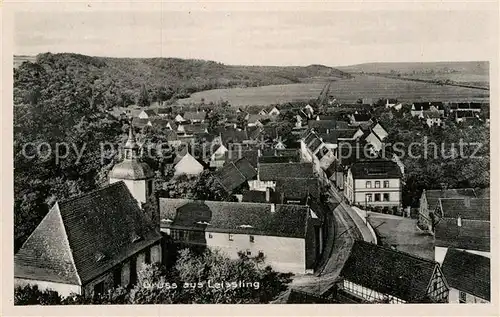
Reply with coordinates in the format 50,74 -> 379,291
14,285 -> 62,305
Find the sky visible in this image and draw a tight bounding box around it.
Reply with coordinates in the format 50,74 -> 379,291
13,8 -> 497,67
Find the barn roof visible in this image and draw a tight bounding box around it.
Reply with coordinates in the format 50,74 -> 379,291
15,182 -> 162,285
340,240 -> 438,302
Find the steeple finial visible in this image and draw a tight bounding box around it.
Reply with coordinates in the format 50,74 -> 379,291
125,119 -> 138,150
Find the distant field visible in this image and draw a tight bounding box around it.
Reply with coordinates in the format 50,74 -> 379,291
326,75 -> 489,103
178,82 -> 327,107
337,61 -> 489,89
178,74 -> 489,107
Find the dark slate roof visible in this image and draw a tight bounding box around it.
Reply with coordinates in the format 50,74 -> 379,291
234,157 -> 257,180
15,182 -> 162,285
414,102 -> 444,111
132,117 -> 150,128
275,178 -> 320,199
159,199 -> 310,238
214,127 -> 249,144
214,162 -> 247,192
259,163 -> 315,181
350,159 -> 401,179
225,149 -> 259,168
475,187 -> 490,199
441,249 -> 490,301
434,218 -> 490,252
318,132 -> 338,144
423,188 -> 477,211
142,109 -> 157,117
439,198 -> 489,220
183,111 -> 206,121
352,113 -> 372,122
340,240 -> 438,302
258,155 -> 301,164
155,108 -> 171,115
336,129 -> 359,139
183,123 -> 207,134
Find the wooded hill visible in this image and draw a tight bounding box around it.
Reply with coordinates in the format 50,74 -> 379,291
14,53 -> 351,107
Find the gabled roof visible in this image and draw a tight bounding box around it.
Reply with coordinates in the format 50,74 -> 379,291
15,182 -> 162,285
141,109 -> 157,117
434,218 -> 490,252
234,157 -> 258,180
438,198 -> 489,220
441,249 -> 490,301
275,177 -> 320,200
182,123 -> 208,134
225,149 -> 259,168
159,199 -> 310,238
214,127 -> 249,144
308,120 -> 349,132
258,155 -> 301,164
413,102 -> 444,111
336,129 -> 359,139
183,111 -> 206,121
131,117 -> 151,128
350,159 -> 401,179
214,162 -> 247,192
318,132 -> 338,144
215,158 -> 256,192
352,113 -> 372,122
340,240 -> 438,302
155,108 -> 171,115
258,163 -> 314,181
423,188 -> 476,211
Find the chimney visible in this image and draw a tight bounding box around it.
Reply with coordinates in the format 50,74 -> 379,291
457,216 -> 462,227
270,203 -> 275,213
464,197 -> 471,208
265,187 -> 272,202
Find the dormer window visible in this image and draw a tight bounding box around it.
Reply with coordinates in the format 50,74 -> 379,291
131,232 -> 142,243
95,252 -> 106,262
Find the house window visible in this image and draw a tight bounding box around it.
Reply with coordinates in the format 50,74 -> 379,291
365,194 -> 372,202
433,281 -> 438,291
383,193 -> 390,202
459,291 -> 466,303
93,281 -> 104,299
383,181 -> 389,188
145,247 -> 151,264
366,181 -> 372,188
228,234 -> 234,241
249,235 -> 255,243
375,181 -> 380,188
178,231 -> 184,240
208,233 -> 213,239
374,194 -> 381,202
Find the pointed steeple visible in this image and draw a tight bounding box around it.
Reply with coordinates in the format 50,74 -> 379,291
124,120 -> 139,160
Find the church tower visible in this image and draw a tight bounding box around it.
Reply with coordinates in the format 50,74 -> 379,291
109,122 -> 155,206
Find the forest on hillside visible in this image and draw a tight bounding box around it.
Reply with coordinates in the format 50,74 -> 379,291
14,53 -> 351,108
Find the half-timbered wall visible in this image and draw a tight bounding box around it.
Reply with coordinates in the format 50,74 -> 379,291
341,280 -> 406,304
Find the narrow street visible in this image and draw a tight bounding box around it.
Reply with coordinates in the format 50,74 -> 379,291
283,185 -> 369,297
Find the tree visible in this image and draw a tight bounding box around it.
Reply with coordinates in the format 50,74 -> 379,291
137,84 -> 150,108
